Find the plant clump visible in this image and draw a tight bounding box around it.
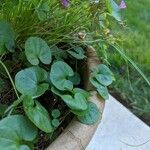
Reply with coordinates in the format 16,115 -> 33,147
0,0 -> 121,149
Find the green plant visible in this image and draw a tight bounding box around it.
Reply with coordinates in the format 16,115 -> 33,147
0,20 -> 115,149
1,0 -> 147,149
90,64 -> 115,100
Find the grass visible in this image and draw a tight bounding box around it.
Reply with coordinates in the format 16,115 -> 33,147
109,0 -> 150,124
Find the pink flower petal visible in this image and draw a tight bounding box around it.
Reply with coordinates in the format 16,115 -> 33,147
119,0 -> 127,9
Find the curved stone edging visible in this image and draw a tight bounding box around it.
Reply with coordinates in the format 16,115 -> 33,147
46,92 -> 105,150
46,46 -> 105,150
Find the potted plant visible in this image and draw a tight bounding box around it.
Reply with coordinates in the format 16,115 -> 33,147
0,0 -> 128,149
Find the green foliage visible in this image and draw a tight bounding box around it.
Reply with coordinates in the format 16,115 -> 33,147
90,64 -> 114,100
68,72 -> 81,86
50,61 -> 74,91
51,109 -> 61,119
22,95 -> 53,133
0,21 -> 15,55
67,47 -> 86,60
91,64 -> 114,86
0,115 -> 38,150
0,0 -> 118,148
73,88 -> 90,99
61,93 -> 88,111
15,66 -> 49,98
25,37 -> 52,65
97,85 -> 109,100
78,102 -> 100,125
51,87 -> 89,112
51,46 -> 68,60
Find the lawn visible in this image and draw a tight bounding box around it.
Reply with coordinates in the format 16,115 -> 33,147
109,0 -> 150,124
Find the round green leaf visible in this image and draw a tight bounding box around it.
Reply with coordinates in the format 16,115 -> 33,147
0,21 -> 15,55
61,93 -> 88,111
50,61 -> 74,91
0,115 -> 38,150
68,72 -> 81,85
51,109 -> 61,118
97,85 -> 109,100
51,86 -> 65,97
95,74 -> 113,86
93,64 -> 113,76
51,46 -> 68,60
23,95 -> 53,133
67,47 -> 86,59
73,88 -> 90,99
90,77 -> 100,88
25,37 -> 51,65
71,109 -> 88,116
78,102 -> 101,125
90,64 -> 114,88
15,66 -> 49,98
52,119 -> 60,128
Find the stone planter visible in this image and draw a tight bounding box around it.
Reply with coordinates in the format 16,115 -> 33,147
46,46 -> 105,150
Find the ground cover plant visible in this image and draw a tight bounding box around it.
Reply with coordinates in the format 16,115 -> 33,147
0,0 -> 118,149
0,0 -> 149,149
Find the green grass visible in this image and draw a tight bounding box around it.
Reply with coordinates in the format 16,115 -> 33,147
109,0 -> 150,123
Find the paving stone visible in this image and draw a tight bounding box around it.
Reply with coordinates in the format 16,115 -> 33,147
86,95 -> 150,150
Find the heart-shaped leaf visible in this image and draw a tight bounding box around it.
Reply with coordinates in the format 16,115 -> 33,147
25,37 -> 52,65
23,95 -> 53,133
51,46 -> 68,60
51,87 -> 90,100
51,109 -> 61,118
71,109 -> 88,116
51,86 -> 65,97
15,66 -> 49,98
51,87 -> 88,112
90,72 -> 109,100
95,74 -> 113,86
78,102 -> 101,125
0,115 -> 38,150
50,61 -> 74,91
97,85 -> 109,100
73,88 -> 90,99
52,119 -> 60,128
68,72 -> 81,85
61,93 -> 88,111
0,21 -> 15,55
36,2 -> 50,21
67,47 -> 86,59
91,64 -> 114,86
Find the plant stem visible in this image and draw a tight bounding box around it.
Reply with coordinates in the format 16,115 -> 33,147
0,60 -> 20,99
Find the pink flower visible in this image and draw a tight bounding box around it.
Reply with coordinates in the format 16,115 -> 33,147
61,0 -> 70,8
119,0 -> 126,9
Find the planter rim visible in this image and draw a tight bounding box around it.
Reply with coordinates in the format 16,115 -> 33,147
46,46 -> 105,150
